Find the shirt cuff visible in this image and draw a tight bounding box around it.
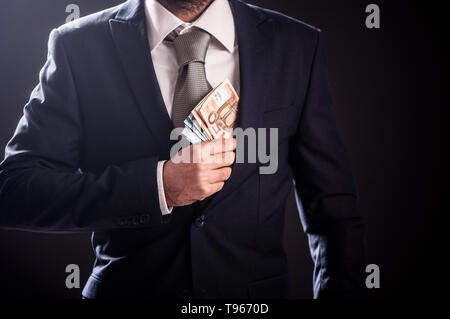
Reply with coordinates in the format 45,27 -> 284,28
157,160 -> 173,215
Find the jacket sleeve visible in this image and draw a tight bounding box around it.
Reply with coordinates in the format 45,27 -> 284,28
0,29 -> 168,233
289,31 -> 367,298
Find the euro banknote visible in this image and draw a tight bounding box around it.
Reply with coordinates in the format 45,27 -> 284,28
182,79 -> 239,143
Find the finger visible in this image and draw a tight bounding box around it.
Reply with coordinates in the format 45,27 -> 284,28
201,138 -> 237,155
206,182 -> 225,197
206,167 -> 232,184
197,182 -> 224,200
202,151 -> 235,168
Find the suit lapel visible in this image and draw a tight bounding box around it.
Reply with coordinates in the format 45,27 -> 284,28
109,0 -> 174,157
207,0 -> 273,211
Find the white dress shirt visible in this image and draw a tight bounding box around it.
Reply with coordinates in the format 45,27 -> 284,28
144,0 -> 240,214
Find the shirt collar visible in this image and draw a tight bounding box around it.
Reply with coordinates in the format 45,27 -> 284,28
145,0 -> 236,53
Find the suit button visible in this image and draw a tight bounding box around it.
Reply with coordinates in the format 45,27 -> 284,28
194,215 -> 205,227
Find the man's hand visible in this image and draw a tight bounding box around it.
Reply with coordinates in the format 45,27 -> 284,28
163,138 -> 236,207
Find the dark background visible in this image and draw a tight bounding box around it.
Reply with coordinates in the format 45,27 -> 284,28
0,0 -> 447,298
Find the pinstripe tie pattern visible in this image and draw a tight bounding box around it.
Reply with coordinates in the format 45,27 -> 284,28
170,29 -> 212,128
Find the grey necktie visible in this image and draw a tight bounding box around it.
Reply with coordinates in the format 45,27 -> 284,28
170,29 -> 212,128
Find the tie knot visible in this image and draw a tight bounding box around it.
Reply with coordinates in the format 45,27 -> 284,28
172,29 -> 211,67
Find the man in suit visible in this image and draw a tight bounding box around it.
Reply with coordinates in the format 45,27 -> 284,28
0,0 -> 366,298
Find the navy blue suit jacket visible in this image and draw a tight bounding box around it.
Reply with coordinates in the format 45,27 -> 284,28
0,0 -> 366,298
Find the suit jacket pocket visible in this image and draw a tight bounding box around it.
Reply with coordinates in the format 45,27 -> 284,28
247,273 -> 289,299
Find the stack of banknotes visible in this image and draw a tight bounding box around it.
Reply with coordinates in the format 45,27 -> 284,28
182,79 -> 239,144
